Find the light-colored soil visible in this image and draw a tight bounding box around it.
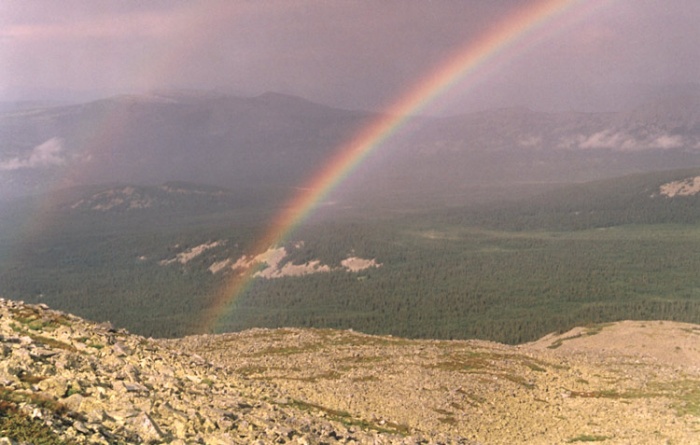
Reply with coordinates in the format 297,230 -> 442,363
210,245 -> 380,278
526,320 -> 700,368
159,240 -> 224,265
659,176 -> 700,197
4,298 -> 700,443
176,321 -> 700,444
340,257 -> 381,272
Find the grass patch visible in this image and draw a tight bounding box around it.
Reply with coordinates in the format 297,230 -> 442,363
27,333 -> 77,352
351,375 -> 380,382
568,379 -> 700,418
501,373 -> 536,389
651,380 -> 700,417
568,390 -> 625,399
0,381 -> 78,444
673,390 -> 700,417
438,416 -> 457,425
431,351 -> 500,372
523,360 -> 547,372
548,324 -> 612,349
8,318 -> 77,353
567,434 -> 610,442
434,408 -> 458,425
18,372 -> 46,385
285,399 -> 410,436
568,387 -> 662,402
459,390 -> 486,406
282,371 -> 343,383
0,405 -> 75,445
65,386 -> 83,397
9,306 -> 72,333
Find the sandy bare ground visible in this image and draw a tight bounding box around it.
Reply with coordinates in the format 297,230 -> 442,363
175,320 -> 700,444
659,176 -> 700,197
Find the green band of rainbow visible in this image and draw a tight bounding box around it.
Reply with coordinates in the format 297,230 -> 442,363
199,0 -> 606,332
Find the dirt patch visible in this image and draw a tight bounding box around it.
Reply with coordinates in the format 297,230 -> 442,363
525,320 -> 700,368
659,176 -> 700,197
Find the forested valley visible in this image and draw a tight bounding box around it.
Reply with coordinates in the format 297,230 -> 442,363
2,170 -> 700,344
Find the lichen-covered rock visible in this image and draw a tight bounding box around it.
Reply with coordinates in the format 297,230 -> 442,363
0,298 -> 467,444
4,297 -> 700,444
172,324 -> 700,445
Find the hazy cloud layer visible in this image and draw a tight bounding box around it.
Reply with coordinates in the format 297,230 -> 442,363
0,137 -> 66,170
2,1 -> 700,112
558,131 -> 689,151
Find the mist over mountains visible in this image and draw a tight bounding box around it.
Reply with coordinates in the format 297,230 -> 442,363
2,90 -> 700,208
4,90 -> 700,342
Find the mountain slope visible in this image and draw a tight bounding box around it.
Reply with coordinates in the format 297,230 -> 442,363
180,321 -> 700,444
3,92 -> 700,207
310,95 -> 700,208
3,298 -> 696,444
0,298 -> 458,444
0,91 -> 374,200
450,167 -> 700,230
4,169 -> 700,342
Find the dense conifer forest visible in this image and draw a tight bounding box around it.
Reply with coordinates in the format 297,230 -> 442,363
2,170 -> 700,343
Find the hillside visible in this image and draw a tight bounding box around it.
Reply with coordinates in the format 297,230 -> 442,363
0,91 -> 373,201
4,169 -> 700,342
452,167 -> 700,230
4,92 -> 700,207
2,299 -> 700,444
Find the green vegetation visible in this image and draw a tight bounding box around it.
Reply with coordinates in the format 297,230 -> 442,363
567,434 -> 611,443
0,386 -> 75,445
2,169 -> 700,343
547,324 -> 611,349
559,378 -> 700,421
221,222 -> 700,344
285,399 -> 410,436
651,380 -> 700,417
8,304 -> 72,332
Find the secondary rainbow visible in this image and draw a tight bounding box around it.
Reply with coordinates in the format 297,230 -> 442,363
200,0 -> 602,332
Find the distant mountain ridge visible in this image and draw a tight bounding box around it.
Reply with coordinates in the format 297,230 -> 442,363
66,182 -> 236,213
0,91 -> 373,200
3,91 -> 700,205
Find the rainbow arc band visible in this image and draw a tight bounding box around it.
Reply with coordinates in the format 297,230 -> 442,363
199,0 -> 606,332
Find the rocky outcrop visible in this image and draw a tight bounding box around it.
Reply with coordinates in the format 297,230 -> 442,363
174,324 -> 700,444
2,298 -> 700,444
0,298 -> 467,444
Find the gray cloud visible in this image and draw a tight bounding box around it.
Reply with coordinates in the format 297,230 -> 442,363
2,1 -> 700,113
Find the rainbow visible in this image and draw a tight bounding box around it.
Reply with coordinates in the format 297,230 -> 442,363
199,0 -> 607,332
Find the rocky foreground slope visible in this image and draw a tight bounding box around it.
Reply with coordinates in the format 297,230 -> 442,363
2,299 -> 700,444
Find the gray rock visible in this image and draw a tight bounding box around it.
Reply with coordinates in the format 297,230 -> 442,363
62,393 -> 84,412
30,347 -> 60,359
128,412 -> 164,443
73,420 -> 91,434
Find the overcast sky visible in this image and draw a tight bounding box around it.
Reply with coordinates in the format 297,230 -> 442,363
1,0 -> 699,113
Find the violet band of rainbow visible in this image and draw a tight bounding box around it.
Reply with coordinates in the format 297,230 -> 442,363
199,0 -> 610,332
